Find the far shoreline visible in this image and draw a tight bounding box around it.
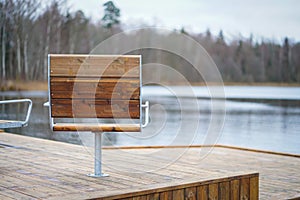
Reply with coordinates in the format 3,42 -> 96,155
1,80 -> 300,92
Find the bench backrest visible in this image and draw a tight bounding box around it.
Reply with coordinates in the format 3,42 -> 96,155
48,54 -> 142,131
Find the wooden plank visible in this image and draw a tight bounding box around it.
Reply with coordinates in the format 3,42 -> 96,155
197,185 -> 208,200
53,123 -> 141,132
50,77 -> 139,83
213,145 -> 300,158
0,159 -> 131,192
184,186 -> 196,200
250,176 -> 259,200
159,191 -> 172,200
51,99 -> 140,118
146,193 -> 159,200
50,78 -> 140,100
0,185 -> 36,200
50,67 -> 139,78
172,189 -> 184,200
208,183 -> 218,200
0,176 -> 62,199
50,55 -> 140,78
230,179 -> 240,200
219,181 -> 230,200
132,196 -> 142,200
50,54 -> 140,66
240,178 -> 250,200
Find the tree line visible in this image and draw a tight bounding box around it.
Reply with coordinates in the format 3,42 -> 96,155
0,0 -> 299,85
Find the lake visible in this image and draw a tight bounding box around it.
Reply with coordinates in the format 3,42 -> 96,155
1,86 -> 299,154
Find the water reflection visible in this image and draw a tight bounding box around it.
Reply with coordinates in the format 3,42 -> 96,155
0,88 -> 299,154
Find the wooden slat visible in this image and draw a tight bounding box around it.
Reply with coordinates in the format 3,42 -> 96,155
50,78 -> 140,100
159,191 -> 172,200
208,183 -> 218,200
172,189 -> 184,200
146,193 -> 159,200
240,178 -> 250,200
0,186 -> 34,200
50,54 -> 140,66
53,123 -> 141,132
51,99 -> 140,118
132,196 -> 144,200
230,179 -> 240,200
197,185 -> 208,200
250,176 -> 259,200
185,187 -> 196,200
50,55 -> 140,78
219,181 -> 230,200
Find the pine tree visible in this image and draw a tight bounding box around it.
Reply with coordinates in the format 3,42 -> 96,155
101,1 -> 120,29
281,37 -> 290,81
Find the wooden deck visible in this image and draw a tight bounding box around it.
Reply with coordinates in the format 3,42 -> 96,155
0,132 -> 299,199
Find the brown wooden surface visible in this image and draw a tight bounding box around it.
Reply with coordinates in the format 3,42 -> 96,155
184,187 -> 196,200
50,78 -> 139,99
1,132 -> 299,199
172,189 -> 184,200
160,191 -> 172,200
49,54 -> 141,131
231,179 -> 240,200
219,181 -> 230,200
53,123 -> 141,132
208,183 -> 218,200
51,99 -> 140,118
250,176 -> 259,200
50,55 -> 140,78
197,185 -> 208,200
240,177 -> 250,200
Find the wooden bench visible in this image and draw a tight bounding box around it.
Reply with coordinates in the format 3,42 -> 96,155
45,54 -> 149,177
0,99 -> 32,129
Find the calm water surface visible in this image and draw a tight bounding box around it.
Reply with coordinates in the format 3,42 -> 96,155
0,86 -> 299,154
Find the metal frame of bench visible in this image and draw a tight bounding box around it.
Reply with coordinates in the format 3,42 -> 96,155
45,54 -> 149,177
0,99 -> 33,129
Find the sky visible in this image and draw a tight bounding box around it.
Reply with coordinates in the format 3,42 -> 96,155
67,0 -> 300,43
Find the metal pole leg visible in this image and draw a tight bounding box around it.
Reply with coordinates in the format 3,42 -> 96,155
88,132 -> 109,177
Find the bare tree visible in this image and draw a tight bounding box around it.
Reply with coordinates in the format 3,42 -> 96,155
0,1 -> 7,80
0,0 -> 299,84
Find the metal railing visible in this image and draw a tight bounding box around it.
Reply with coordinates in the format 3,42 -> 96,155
0,99 -> 33,129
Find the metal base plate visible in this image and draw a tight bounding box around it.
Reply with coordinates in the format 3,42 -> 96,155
87,173 -> 109,178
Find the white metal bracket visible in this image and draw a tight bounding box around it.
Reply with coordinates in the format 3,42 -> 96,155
141,101 -> 149,128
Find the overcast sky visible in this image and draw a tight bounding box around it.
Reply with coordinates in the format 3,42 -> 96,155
67,0 -> 300,42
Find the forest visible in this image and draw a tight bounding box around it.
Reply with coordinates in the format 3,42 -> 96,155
0,0 -> 299,86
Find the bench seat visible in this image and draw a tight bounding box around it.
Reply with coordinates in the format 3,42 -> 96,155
52,123 -> 141,132
0,99 -> 32,129
0,120 -> 25,129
